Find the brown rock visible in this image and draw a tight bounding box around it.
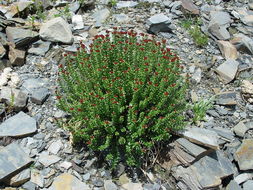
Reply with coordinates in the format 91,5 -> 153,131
6,2 -> 33,18
217,40 -> 238,60
241,80 -> 253,104
8,46 -> 25,66
180,0 -> 199,15
235,139 -> 253,170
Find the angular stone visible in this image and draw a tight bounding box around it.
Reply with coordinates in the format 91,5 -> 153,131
231,33 -> 253,55
6,27 -> 38,48
72,15 -> 84,30
175,138 -> 207,157
217,40 -> 238,60
6,168 -> 30,187
38,154 -> 61,167
0,43 -> 5,58
48,173 -> 91,190
208,22 -> 231,40
233,121 -> 248,137
5,2 -> 33,18
116,1 -> 138,9
113,14 -> 129,24
0,87 -> 28,111
226,180 -> 242,190
215,91 -> 237,106
175,151 -> 234,189
243,180 -> 253,190
180,0 -> 199,15
48,140 -> 62,154
235,139 -> 253,170
0,143 -> 33,181
215,59 -> 239,84
180,127 -> 219,149
39,17 -> 73,44
241,80 -> 253,104
122,182 -> 143,190
92,8 -> 110,25
8,47 -> 26,66
30,87 -> 50,105
212,127 -> 235,142
22,181 -> 36,190
210,11 -> 232,26
0,111 -> 36,138
147,13 -> 172,34
59,161 -> 72,170
234,173 -> 253,185
104,180 -> 118,190
28,40 -> 51,56
30,170 -> 44,188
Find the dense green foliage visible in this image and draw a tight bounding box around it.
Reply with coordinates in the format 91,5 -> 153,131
56,29 -> 188,167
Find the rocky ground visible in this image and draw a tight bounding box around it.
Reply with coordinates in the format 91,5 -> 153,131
0,0 -> 253,189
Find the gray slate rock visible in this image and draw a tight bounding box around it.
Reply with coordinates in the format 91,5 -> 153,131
22,181 -> 36,190
0,111 -> 37,138
104,180 -> 118,190
39,17 -> 73,44
28,40 -> 51,56
0,143 -> 33,181
116,1 -> 138,9
233,121 -> 248,137
215,59 -> 239,84
92,8 -> 110,25
180,127 -> 219,149
226,180 -> 242,190
38,154 -> 61,167
6,27 -> 38,48
6,168 -> 30,187
175,151 -> 234,189
8,46 -> 26,66
243,180 -> 253,190
208,22 -> 231,40
234,173 -> 253,185
0,87 -> 28,111
235,139 -> 253,170
30,87 -> 50,105
0,43 -> 5,58
215,91 -> 237,106
147,13 -> 172,34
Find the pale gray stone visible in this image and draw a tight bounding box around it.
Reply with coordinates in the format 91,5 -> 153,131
233,121 -> 248,137
210,11 -> 232,26
226,180 -> 242,190
28,40 -> 51,56
0,143 -> 33,181
215,91 -> 237,106
146,13 -> 172,34
215,59 -> 239,84
48,140 -> 62,154
208,22 -> 231,40
72,15 -> 84,30
38,154 -> 61,167
92,8 -> 110,25
30,170 -> 44,188
234,173 -> 253,185
30,87 -> 50,105
243,180 -> 253,190
104,180 -> 118,190
0,43 -> 5,58
6,27 -> 38,48
116,1 -> 138,9
39,17 -> 73,44
231,33 -> 253,55
0,111 -> 36,137
180,127 -> 219,149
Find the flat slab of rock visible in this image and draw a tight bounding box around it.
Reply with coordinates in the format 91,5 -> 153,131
6,168 -> 30,187
39,17 -> 73,44
241,80 -> 253,104
6,27 -> 38,48
231,33 -> 253,55
38,154 -> 61,167
8,47 -> 26,66
116,1 -> 138,9
175,151 -> 234,189
215,59 -> 239,84
234,139 -> 253,170
215,91 -> 237,106
0,143 -> 33,181
233,121 -> 248,137
28,40 -> 51,56
0,112 -> 37,138
0,43 -> 6,58
48,173 -> 91,190
180,127 -> 219,149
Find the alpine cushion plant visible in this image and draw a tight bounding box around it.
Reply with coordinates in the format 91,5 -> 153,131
56,28 -> 188,168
